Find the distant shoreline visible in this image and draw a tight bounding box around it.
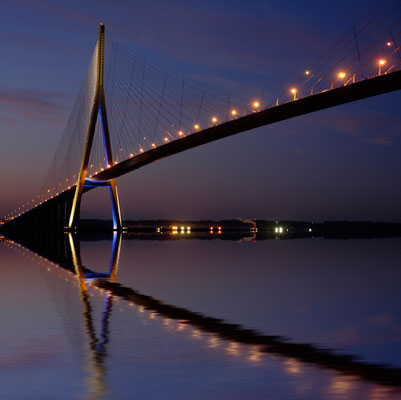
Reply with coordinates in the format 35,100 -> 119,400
2,217 -> 400,239
78,219 -> 401,239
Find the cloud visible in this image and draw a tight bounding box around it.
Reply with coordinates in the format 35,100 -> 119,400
1,0 -> 96,27
0,114 -> 17,126
0,89 -> 70,125
364,136 -> 396,146
102,0 -> 332,78
275,106 -> 401,146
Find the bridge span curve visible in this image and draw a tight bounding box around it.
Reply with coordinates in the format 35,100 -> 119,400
93,69 -> 401,182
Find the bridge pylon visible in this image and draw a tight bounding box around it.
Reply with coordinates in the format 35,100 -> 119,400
67,24 -> 123,231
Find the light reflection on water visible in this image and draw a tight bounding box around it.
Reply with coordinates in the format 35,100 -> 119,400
0,234 -> 401,399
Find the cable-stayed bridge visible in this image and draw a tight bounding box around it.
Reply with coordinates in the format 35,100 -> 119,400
2,0 -> 401,232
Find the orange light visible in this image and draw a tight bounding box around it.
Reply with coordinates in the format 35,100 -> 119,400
164,137 -> 169,142
231,110 -> 237,116
130,153 -> 134,157
151,143 -> 156,147
378,59 -> 386,75
305,70 -> 310,75
387,41 -> 392,47
194,124 -> 200,130
338,72 -> 346,79
178,130 -> 184,136
291,88 -> 297,94
212,117 -> 218,123
253,101 -> 260,108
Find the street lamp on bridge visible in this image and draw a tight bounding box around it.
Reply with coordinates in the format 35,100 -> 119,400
378,59 -> 386,75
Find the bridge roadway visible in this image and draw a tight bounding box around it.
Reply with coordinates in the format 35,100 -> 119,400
93,69 -> 401,181
2,69 -> 401,231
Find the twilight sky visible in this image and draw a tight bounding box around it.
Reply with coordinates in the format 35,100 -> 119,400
0,0 -> 400,222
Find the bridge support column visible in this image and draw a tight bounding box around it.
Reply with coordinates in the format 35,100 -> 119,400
67,24 -> 123,231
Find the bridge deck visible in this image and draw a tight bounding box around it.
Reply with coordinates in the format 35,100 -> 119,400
92,70 -> 401,182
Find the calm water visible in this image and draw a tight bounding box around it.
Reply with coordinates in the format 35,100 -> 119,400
0,233 -> 400,399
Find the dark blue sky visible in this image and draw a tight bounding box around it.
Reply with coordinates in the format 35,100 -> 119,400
1,0 -> 400,222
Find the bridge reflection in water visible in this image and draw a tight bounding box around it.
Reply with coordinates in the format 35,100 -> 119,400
1,231 -> 401,397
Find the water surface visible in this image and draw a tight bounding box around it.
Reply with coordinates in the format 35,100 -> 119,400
0,234 -> 400,399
